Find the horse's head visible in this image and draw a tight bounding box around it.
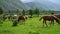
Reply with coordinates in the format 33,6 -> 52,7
53,16 -> 60,24
39,17 -> 43,21
56,19 -> 60,24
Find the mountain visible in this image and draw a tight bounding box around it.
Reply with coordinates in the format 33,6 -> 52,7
25,2 -> 49,10
37,0 -> 60,11
0,0 -> 30,10
25,0 -> 60,11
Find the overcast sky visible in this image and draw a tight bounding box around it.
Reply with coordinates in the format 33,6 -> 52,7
20,0 -> 34,2
20,0 -> 60,4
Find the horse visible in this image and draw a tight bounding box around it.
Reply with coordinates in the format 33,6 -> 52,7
39,15 -> 60,27
10,14 -> 17,19
54,14 -> 60,19
3,14 -> 11,21
18,15 -> 27,22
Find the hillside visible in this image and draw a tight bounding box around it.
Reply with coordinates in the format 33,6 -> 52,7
25,2 -> 49,10
25,0 -> 60,11
0,0 -> 30,10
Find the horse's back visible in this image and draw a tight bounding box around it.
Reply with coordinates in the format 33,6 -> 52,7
42,15 -> 54,20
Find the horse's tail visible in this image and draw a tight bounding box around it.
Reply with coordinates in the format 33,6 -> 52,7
39,17 -> 43,21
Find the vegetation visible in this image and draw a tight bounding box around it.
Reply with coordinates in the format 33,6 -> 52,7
0,16 -> 60,34
22,9 -> 25,16
33,8 -> 40,17
28,9 -> 33,17
0,7 -> 4,15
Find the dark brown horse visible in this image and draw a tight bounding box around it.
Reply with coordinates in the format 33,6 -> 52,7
18,15 -> 27,22
39,15 -> 60,27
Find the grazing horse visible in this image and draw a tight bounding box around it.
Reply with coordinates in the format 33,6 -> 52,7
39,15 -> 60,27
54,14 -> 60,19
3,15 -> 11,21
53,14 -> 60,24
11,15 -> 17,19
18,15 -> 27,22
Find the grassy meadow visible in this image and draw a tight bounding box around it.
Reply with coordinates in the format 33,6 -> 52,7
0,15 -> 60,34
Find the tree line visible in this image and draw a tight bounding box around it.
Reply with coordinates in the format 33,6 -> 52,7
0,7 -> 60,17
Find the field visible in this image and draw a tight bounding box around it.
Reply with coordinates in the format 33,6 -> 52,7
0,16 -> 60,34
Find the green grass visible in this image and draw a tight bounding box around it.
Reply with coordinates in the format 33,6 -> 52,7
0,17 -> 60,34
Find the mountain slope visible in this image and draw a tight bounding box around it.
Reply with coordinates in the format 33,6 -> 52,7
25,0 -> 60,11
38,0 -> 60,11
0,0 -> 30,10
25,2 -> 50,10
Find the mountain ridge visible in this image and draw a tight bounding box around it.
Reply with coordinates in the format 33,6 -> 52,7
25,0 -> 60,11
0,0 -> 31,10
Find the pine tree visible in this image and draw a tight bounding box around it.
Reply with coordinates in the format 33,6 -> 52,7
22,9 -> 25,16
0,7 -> 4,15
29,9 -> 33,18
34,8 -> 39,17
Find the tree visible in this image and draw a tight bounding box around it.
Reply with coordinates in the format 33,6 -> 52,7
48,10 -> 55,15
16,9 -> 20,15
29,9 -> 33,18
22,9 -> 25,16
34,8 -> 40,17
0,7 -> 4,15
0,7 -> 4,24
8,10 -> 11,15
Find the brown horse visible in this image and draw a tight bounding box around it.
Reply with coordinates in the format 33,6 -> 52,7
53,14 -> 60,24
18,15 -> 27,22
54,14 -> 60,19
39,15 -> 60,27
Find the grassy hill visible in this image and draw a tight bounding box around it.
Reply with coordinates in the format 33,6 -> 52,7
0,0 -> 31,10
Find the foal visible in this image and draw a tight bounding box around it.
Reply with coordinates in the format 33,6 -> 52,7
39,15 -> 60,27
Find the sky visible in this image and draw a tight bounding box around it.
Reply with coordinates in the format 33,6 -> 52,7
20,0 -> 34,3
20,0 -> 60,4
20,0 -> 54,2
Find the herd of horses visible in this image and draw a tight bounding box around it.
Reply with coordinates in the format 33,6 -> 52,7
2,14 -> 28,26
1,14 -> 60,27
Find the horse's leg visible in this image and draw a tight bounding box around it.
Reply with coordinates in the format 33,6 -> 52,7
52,20 -> 54,26
23,19 -> 25,22
45,20 -> 48,27
43,20 -> 45,27
18,19 -> 20,22
50,20 -> 54,26
22,19 -> 25,24
50,21 -> 52,27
